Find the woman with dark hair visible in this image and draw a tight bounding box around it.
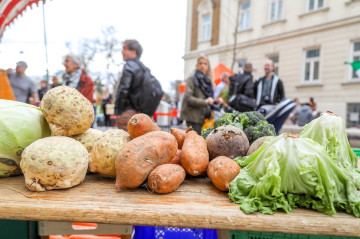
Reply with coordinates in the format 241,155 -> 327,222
180,55 -> 221,135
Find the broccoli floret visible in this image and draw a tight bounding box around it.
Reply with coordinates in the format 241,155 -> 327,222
201,127 -> 214,139
214,113 -> 234,128
230,122 -> 244,130
233,113 -> 249,128
243,121 -> 276,144
244,111 -> 266,127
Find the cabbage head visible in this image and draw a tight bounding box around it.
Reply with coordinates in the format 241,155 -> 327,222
0,100 -> 51,177
229,133 -> 360,217
300,111 -> 360,189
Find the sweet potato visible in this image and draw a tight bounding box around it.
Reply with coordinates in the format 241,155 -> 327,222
127,113 -> 161,139
207,156 -> 240,191
148,164 -> 186,193
170,149 -> 181,165
206,125 -> 249,159
115,131 -> 178,190
170,126 -> 192,149
180,131 -> 209,176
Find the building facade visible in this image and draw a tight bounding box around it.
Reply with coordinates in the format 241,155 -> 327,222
184,0 -> 360,126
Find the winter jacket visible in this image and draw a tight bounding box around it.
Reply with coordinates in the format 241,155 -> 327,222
254,74 -> 284,107
78,70 -> 94,103
228,71 -> 254,98
180,74 -> 214,124
115,58 -> 144,115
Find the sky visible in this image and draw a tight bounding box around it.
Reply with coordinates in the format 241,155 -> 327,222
0,0 -> 188,93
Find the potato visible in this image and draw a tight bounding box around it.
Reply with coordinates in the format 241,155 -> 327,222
170,149 -> 181,165
40,86 -> 94,136
89,129 -> 131,177
148,164 -> 186,193
127,113 -> 161,138
207,156 -> 240,191
206,125 -> 249,159
20,136 -> 88,192
246,136 -> 274,156
115,131 -> 178,190
71,128 -> 104,154
181,131 -> 209,176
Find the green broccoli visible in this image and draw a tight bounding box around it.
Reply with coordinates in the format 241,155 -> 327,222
233,113 -> 249,128
243,121 -> 276,144
244,111 -> 266,127
201,127 -> 214,139
214,113 -> 234,128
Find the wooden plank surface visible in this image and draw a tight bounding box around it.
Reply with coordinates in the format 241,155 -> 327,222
0,174 -> 360,237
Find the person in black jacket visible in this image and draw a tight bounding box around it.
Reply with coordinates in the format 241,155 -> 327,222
254,59 -> 284,108
115,39 -> 145,131
228,63 -> 255,112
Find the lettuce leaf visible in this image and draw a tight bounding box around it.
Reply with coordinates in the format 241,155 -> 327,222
228,134 -> 360,217
300,112 -> 360,189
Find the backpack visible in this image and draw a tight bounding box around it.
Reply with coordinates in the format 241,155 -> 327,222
228,73 -> 256,112
132,62 -> 163,116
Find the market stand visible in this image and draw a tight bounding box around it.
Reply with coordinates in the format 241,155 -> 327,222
1,174 -> 360,238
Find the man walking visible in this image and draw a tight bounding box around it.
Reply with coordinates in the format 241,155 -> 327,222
114,39 -> 145,131
7,61 -> 39,105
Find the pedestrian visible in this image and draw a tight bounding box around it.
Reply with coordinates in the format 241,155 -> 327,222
309,97 -> 316,111
114,39 -> 149,131
7,61 -> 39,105
255,59 -> 295,134
291,103 -> 313,126
62,53 -> 94,103
50,75 -> 61,88
254,59 -> 284,108
38,80 -> 48,101
228,62 -> 255,112
180,55 -> 221,135
102,88 -> 113,127
214,72 -> 230,101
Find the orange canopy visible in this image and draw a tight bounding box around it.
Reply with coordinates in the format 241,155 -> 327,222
213,63 -> 233,86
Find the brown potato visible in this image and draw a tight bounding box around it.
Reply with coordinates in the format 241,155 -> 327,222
148,164 -> 186,193
207,156 -> 240,191
246,136 -> 274,156
115,131 -> 178,190
181,131 -> 209,176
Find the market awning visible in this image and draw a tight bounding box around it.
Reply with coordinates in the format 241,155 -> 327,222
0,0 -> 43,40
213,63 -> 233,86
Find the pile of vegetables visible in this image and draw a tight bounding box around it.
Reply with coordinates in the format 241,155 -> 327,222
201,111 -> 276,144
2,88 -> 360,219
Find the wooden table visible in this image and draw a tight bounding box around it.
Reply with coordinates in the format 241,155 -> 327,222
1,174 -> 360,238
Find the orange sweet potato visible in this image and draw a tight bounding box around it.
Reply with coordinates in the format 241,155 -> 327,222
170,149 -> 181,165
180,131 -> 209,176
115,131 -> 178,190
127,113 -> 161,139
207,156 -> 241,191
148,164 -> 186,193
169,127 -> 191,149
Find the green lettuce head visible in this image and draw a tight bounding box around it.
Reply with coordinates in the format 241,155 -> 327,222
300,111 -> 360,189
0,100 -> 51,177
229,133 -> 360,217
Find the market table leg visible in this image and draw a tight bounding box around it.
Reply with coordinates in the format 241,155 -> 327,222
217,229 -> 229,239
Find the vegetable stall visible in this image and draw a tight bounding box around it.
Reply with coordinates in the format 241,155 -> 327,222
1,86 -> 360,238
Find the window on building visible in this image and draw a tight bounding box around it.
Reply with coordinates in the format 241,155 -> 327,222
347,103 -> 360,128
351,41 -> 360,79
307,0 -> 324,12
237,59 -> 247,73
304,48 -> 320,83
201,14 -> 212,41
268,55 -> 279,75
269,0 -> 283,22
238,1 -> 251,31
